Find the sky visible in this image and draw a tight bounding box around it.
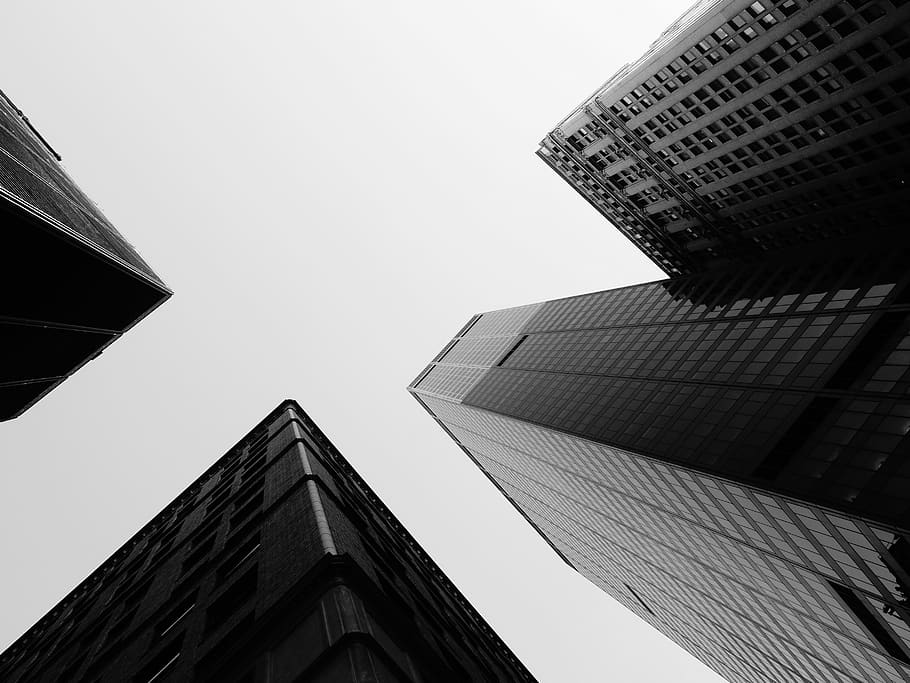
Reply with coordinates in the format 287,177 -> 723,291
0,3 -> 724,681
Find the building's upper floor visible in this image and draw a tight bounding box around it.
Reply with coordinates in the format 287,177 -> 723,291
539,0 -> 910,275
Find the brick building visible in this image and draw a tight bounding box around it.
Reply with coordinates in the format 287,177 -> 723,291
0,401 -> 534,682
411,0 -> 910,680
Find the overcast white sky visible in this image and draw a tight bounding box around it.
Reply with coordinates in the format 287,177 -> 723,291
1,3 -> 725,680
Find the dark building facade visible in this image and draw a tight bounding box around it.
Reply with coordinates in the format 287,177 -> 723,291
0,401 -> 534,682
410,239 -> 910,681
411,3 -> 910,678
0,88 -> 169,420
539,0 -> 910,275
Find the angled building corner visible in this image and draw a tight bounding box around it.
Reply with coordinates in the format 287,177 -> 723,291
0,400 -> 536,683
538,0 -> 910,276
411,0 -> 910,680
0,88 -> 171,421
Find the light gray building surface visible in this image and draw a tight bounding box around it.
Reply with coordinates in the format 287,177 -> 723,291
412,0 -> 910,680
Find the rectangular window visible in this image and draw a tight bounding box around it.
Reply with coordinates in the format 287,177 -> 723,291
206,485 -> 233,513
455,314 -> 482,338
79,622 -> 105,649
173,562 -> 208,597
56,656 -> 86,683
205,566 -> 258,634
753,397 -> 837,480
134,635 -> 183,683
227,511 -> 262,544
229,492 -> 263,531
232,482 -> 264,510
182,535 -> 215,574
156,592 -> 197,639
828,312 -> 907,389
189,517 -> 221,549
116,576 -> 153,612
194,614 -> 256,682
104,604 -> 138,648
240,455 -> 267,482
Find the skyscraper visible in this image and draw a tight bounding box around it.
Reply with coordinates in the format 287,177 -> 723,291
410,237 -> 910,681
410,0 -> 910,680
538,0 -> 910,275
0,89 -> 169,421
0,401 -> 534,682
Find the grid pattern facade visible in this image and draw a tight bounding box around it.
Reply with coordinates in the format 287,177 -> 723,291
420,241 -> 910,528
413,393 -> 910,682
409,240 -> 910,680
0,401 -> 534,683
539,0 -> 910,274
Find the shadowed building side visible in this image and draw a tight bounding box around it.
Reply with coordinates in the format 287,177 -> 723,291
410,238 -> 910,682
539,0 -> 910,275
0,89 -> 169,421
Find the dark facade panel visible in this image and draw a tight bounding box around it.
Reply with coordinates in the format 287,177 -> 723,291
409,239 -> 910,681
0,89 -> 169,420
0,401 -> 535,683
410,1 -> 910,678
459,240 -> 910,528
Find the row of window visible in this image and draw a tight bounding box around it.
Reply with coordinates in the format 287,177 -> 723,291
134,562 -> 258,683
540,144 -> 689,273
0,432 -> 276,681
57,482 -> 266,682
61,486 -> 265,682
313,429 -> 522,677
564,63 -> 909,250
502,312 -> 874,389
606,0 -> 897,132
548,0 -> 910,269
0,121 -> 152,278
477,443 -> 902,680
426,396 -> 910,680
468,349 -> 910,517
609,0 -> 789,121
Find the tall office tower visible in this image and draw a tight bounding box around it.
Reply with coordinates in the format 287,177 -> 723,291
410,238 -> 910,682
538,0 -> 910,275
0,401 -> 534,682
408,0 -> 910,678
0,89 -> 169,421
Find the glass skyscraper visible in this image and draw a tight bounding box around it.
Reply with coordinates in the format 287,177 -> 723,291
538,0 -> 910,276
410,240 -> 910,681
411,0 -> 910,679
0,88 -> 169,420
0,401 -> 534,682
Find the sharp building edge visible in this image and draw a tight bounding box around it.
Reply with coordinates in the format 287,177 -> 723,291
412,0 -> 910,680
538,0 -> 910,276
0,88 -> 170,421
0,401 -> 536,682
